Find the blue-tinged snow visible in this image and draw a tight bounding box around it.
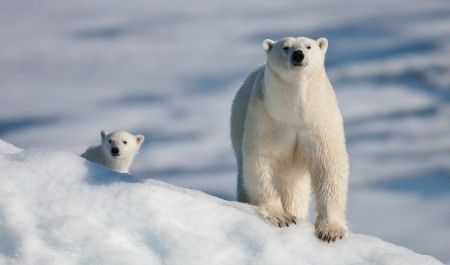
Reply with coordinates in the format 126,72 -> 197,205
0,0 -> 449,263
0,140 -> 442,265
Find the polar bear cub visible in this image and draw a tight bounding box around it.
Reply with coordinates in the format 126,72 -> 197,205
231,37 -> 349,242
82,130 -> 144,173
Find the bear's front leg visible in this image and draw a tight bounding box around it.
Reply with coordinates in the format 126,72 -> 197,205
310,153 -> 349,242
241,97 -> 300,228
242,153 -> 297,228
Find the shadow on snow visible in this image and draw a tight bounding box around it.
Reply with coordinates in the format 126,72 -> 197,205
370,168 -> 450,198
0,116 -> 59,137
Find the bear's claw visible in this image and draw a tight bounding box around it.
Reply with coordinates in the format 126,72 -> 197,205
318,232 -> 339,243
259,209 -> 296,228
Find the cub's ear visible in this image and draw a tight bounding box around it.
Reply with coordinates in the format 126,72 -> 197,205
263,39 -> 275,54
101,130 -> 108,140
136,135 -> 145,146
316,37 -> 328,54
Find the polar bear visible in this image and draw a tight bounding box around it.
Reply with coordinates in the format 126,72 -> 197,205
81,130 -> 144,173
230,37 -> 349,242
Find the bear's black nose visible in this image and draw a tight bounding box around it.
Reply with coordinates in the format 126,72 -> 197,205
292,50 -> 304,63
111,147 -> 120,156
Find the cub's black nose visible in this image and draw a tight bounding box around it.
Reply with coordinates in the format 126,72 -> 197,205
111,147 -> 120,156
292,50 -> 304,63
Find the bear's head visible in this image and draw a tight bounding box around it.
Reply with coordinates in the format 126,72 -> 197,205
100,130 -> 144,160
263,37 -> 328,78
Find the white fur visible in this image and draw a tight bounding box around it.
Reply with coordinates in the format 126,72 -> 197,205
231,37 -> 349,242
81,130 -> 144,174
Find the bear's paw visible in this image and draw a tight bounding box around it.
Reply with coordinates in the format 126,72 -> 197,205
315,220 -> 348,243
257,207 -> 297,228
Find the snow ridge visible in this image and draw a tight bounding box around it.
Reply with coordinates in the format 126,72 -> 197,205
0,139 -> 442,265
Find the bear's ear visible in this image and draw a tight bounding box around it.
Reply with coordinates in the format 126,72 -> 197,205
101,130 -> 108,140
316,37 -> 328,54
136,135 -> 145,146
263,39 -> 275,54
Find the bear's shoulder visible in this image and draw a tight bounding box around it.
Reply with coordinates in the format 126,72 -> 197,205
81,145 -> 102,160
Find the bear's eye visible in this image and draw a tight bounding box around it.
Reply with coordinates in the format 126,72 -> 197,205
108,140 -> 112,144
306,46 -> 311,50
123,141 -> 127,145
283,46 -> 289,51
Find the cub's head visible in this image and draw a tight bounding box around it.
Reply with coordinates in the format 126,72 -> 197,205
263,36 -> 328,77
100,130 -> 144,159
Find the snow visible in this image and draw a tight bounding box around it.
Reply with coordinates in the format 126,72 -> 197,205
0,140 -> 442,265
1,0 -> 450,263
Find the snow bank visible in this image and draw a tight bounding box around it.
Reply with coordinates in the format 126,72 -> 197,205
0,139 -> 441,265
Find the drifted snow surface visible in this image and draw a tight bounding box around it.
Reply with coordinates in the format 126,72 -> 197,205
0,140 -> 442,265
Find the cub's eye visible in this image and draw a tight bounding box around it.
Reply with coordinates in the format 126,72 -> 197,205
108,140 -> 112,143
123,141 -> 127,145
283,46 -> 289,51
306,46 -> 311,50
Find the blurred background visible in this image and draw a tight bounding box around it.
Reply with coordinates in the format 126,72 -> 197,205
1,0 -> 449,263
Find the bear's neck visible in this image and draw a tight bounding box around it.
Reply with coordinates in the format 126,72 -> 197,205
106,155 -> 135,174
263,65 -> 326,126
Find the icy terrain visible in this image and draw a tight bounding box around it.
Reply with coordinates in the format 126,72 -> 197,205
0,0 -> 449,263
0,140 -> 443,264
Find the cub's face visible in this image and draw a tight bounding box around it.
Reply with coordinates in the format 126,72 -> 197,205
100,130 -> 144,159
263,37 -> 328,78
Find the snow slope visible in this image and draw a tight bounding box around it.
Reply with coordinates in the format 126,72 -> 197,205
0,140 -> 442,265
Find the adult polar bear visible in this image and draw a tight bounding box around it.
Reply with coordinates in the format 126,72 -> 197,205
231,37 -> 349,242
